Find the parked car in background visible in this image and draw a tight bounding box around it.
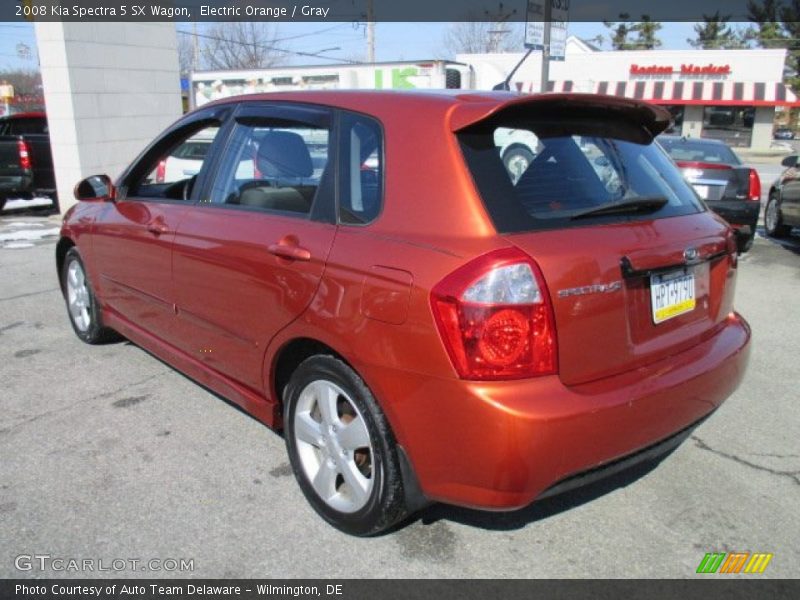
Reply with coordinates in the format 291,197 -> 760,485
151,131 -> 215,185
774,126 -> 795,140
57,91 -> 750,535
659,136 -> 760,252
493,127 -> 539,184
765,154 -> 800,237
0,112 -> 56,213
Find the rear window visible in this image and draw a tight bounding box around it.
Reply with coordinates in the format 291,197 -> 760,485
658,137 -> 740,165
458,119 -> 705,233
0,117 -> 48,136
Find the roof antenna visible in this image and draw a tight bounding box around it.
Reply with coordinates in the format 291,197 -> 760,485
493,47 -> 535,91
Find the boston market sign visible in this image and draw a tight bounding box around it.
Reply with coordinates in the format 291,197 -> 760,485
630,63 -> 731,77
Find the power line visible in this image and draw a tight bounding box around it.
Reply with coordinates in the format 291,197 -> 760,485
273,23 -> 352,43
176,28 -> 360,64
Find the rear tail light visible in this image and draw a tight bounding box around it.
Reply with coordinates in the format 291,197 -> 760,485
747,168 -> 761,202
676,161 -> 732,171
431,248 -> 557,380
155,159 -> 166,183
17,140 -> 31,170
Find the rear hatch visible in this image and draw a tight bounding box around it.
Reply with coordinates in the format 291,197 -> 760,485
454,94 -> 738,386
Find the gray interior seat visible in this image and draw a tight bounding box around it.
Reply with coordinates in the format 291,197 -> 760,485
238,131 -> 315,213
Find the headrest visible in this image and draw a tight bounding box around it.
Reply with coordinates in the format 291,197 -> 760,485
257,131 -> 313,178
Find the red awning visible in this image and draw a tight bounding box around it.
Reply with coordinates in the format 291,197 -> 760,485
592,80 -> 800,107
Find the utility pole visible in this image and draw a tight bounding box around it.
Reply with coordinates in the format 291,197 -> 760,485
192,22 -> 199,71
486,2 -> 515,53
366,0 -> 375,63
540,2 -> 551,93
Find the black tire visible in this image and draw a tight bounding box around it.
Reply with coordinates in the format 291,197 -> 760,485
61,248 -> 120,344
765,193 -> 791,238
283,355 -> 407,536
738,231 -> 755,253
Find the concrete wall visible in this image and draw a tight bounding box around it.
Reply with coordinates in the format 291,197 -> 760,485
682,105 -> 705,138
35,23 -> 182,213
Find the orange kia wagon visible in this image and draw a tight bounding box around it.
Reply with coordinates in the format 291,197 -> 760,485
57,91 -> 751,535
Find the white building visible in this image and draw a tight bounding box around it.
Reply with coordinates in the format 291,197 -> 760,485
459,37 -> 799,150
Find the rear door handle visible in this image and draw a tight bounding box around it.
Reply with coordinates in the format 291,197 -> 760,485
268,243 -> 311,262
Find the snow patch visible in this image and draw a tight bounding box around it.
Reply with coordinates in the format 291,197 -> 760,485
0,227 -> 60,242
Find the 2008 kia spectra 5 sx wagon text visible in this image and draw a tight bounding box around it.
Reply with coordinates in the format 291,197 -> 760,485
57,91 -> 751,535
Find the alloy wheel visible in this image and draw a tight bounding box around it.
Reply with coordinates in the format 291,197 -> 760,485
66,259 -> 91,332
766,197 -> 779,232
293,379 -> 374,513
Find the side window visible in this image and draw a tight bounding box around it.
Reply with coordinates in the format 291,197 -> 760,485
126,123 -> 220,200
209,119 -> 329,215
339,113 -> 383,224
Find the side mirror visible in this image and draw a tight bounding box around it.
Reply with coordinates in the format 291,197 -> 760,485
780,155 -> 798,168
74,174 -> 115,202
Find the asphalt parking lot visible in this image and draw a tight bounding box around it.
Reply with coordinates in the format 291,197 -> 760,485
0,208 -> 798,579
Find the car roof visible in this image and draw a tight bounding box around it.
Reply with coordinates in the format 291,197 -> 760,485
0,111 -> 46,121
200,90 -> 672,137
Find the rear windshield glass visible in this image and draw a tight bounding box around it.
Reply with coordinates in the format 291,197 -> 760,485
658,136 -> 741,165
0,117 -> 48,136
458,120 -> 705,233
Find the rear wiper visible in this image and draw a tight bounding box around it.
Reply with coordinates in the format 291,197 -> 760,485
570,196 -> 669,220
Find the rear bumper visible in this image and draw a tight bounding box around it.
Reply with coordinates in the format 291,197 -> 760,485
706,200 -> 760,233
0,175 -> 33,198
368,312 -> 751,510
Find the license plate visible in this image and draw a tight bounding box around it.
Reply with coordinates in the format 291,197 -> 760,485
693,184 -> 709,199
650,270 -> 696,324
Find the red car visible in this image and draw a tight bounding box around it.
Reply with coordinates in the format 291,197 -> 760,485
57,91 -> 750,535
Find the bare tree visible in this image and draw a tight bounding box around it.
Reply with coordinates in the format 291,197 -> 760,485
443,21 -> 521,56
176,32 -> 196,75
202,22 -> 285,70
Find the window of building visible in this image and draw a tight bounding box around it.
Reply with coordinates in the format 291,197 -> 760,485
701,105 -> 754,148
661,105 -> 685,135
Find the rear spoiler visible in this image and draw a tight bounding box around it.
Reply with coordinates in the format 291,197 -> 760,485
450,93 -> 672,140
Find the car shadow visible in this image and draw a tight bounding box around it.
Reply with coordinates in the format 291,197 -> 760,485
120,340 -> 688,535
754,227 -> 800,256
119,340 -> 282,434
403,453 -> 675,533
